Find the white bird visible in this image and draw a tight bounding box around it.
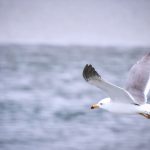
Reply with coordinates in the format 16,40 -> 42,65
83,53 -> 150,119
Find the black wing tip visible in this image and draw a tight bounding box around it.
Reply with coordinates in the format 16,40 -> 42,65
82,64 -> 100,81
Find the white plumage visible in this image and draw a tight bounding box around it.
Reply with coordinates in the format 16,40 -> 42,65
83,53 -> 150,119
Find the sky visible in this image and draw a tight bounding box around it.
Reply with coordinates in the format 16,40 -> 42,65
0,0 -> 150,46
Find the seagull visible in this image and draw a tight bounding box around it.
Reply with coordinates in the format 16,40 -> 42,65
83,53 -> 150,119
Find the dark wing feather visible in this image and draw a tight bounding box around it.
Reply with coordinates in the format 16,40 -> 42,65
83,64 -> 135,103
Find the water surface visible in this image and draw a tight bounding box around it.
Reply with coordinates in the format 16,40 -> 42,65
0,45 -> 150,150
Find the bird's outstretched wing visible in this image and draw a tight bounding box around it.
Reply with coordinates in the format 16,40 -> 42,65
126,53 -> 150,104
83,64 -> 134,103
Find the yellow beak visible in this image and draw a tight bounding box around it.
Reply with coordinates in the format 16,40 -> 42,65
91,104 -> 99,109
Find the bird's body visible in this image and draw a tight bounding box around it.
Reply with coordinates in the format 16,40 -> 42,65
99,98 -> 150,115
83,53 -> 150,119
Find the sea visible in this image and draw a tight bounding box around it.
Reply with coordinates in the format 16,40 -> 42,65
0,45 -> 150,150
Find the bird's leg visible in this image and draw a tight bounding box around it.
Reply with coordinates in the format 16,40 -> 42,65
139,113 -> 150,119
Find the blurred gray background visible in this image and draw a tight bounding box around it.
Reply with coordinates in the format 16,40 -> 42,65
0,0 -> 150,150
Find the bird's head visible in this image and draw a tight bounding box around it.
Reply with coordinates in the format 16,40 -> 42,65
91,98 -> 110,109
